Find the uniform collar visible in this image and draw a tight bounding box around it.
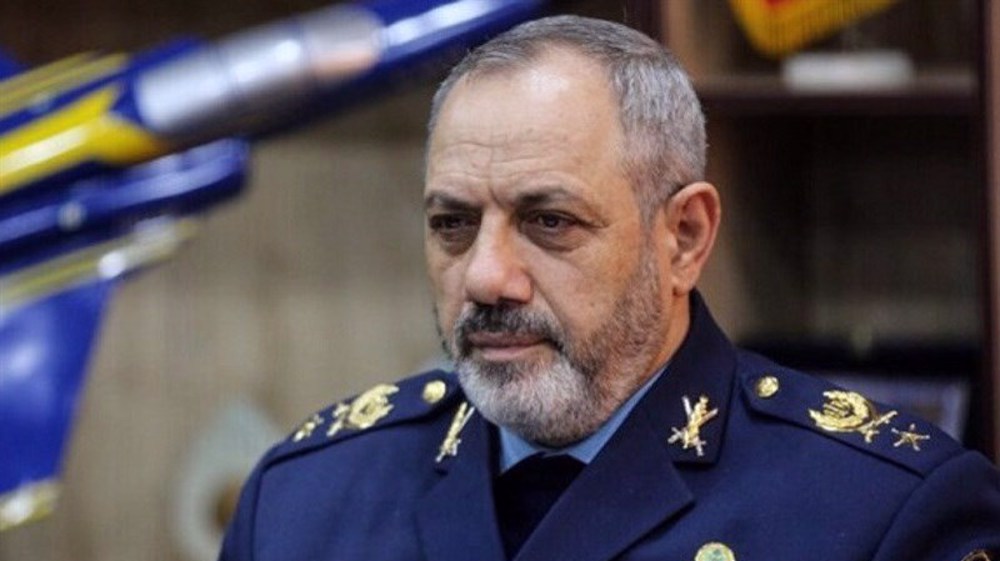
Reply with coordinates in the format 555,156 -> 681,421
498,365 -> 668,472
418,292 -> 738,561
637,290 -> 738,465
498,290 -> 737,469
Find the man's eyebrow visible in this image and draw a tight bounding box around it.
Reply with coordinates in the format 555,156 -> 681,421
515,187 -> 581,207
424,192 -> 478,212
515,187 -> 601,217
425,187 -> 603,217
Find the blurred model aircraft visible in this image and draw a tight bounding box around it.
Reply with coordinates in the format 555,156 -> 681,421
0,0 -> 542,530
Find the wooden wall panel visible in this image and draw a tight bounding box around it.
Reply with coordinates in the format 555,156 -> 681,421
0,91 -> 442,561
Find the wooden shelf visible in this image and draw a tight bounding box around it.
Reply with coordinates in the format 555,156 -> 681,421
695,69 -> 978,115
656,0 -> 997,459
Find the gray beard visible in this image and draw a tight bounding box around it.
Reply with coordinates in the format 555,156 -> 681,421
441,251 -> 665,447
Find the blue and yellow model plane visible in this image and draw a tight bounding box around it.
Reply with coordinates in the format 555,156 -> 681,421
0,0 -> 542,530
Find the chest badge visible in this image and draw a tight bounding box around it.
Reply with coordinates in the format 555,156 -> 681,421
809,390 -> 897,443
327,383 -> 399,438
668,395 -> 719,457
695,542 -> 736,561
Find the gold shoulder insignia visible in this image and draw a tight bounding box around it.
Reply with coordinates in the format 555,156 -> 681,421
744,368 -> 963,473
961,550 -> 994,561
809,390 -> 897,444
327,383 -> 399,438
283,374 -> 456,449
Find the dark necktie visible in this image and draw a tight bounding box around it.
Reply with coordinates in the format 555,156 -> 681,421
493,454 -> 586,559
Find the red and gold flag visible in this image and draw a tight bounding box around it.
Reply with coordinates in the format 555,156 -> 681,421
728,0 -> 901,58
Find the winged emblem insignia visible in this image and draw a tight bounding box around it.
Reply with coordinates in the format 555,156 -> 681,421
808,390 -> 897,444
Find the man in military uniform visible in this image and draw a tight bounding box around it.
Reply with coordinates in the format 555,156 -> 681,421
220,16 -> 1000,561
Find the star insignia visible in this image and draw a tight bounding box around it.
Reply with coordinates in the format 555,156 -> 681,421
891,423 -> 930,451
292,413 -> 324,442
326,402 -> 351,438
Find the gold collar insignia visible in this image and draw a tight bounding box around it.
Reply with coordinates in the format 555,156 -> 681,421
436,401 -> 475,463
668,395 -> 719,457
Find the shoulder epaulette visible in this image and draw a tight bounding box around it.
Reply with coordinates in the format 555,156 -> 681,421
271,369 -> 461,460
737,352 -> 963,477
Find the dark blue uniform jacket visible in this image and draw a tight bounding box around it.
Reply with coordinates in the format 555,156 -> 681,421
221,297 -> 1000,561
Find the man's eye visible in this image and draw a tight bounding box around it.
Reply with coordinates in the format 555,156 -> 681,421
428,214 -> 479,252
521,211 -> 587,250
429,214 -> 477,231
527,212 -> 575,231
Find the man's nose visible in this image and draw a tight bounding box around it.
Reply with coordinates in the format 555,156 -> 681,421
463,228 -> 532,306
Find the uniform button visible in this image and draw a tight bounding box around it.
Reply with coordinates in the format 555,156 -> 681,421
755,375 -> 780,398
422,380 -> 447,404
696,542 -> 736,561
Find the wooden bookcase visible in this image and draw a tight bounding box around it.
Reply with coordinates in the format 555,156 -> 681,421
986,0 -> 999,461
630,0 -> 998,460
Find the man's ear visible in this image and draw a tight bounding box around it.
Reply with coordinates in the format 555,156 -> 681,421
662,181 -> 721,295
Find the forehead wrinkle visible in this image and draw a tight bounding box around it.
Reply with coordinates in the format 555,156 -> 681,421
431,131 -> 583,186
429,139 -> 614,217
427,52 -> 629,213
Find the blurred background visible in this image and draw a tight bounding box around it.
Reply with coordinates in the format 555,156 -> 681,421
0,0 -> 997,560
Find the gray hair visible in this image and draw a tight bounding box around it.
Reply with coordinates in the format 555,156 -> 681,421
428,15 -> 706,221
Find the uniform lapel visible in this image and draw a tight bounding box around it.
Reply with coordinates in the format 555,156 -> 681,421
643,292 -> 737,467
515,292 -> 737,561
514,405 -> 694,561
416,411 -> 507,561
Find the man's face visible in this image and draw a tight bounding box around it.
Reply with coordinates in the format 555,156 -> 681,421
424,49 -> 673,446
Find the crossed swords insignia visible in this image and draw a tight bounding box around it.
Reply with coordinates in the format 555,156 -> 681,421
668,395 -> 719,457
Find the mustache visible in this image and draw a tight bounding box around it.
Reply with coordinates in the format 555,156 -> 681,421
454,305 -> 564,357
